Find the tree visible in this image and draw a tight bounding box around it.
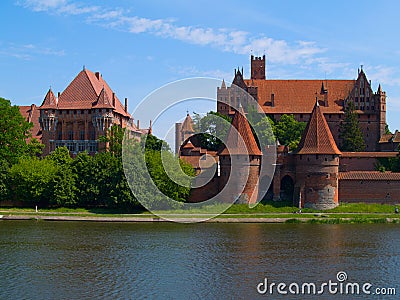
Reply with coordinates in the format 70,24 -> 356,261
0,159 -> 9,201
8,157 -> 58,206
47,147 -> 77,207
98,124 -> 125,157
192,111 -> 232,150
274,114 -> 307,150
0,97 -> 33,165
339,102 -> 366,151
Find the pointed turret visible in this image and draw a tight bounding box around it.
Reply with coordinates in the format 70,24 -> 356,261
181,113 -> 194,133
219,105 -> 261,156
297,101 -> 341,155
40,88 -> 58,109
221,79 -> 226,89
232,68 -> 247,90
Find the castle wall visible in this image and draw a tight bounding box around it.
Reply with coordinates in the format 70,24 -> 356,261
339,179 -> 400,203
219,155 -> 260,204
295,155 -> 339,209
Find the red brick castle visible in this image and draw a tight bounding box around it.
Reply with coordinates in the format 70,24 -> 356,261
178,56 -> 400,209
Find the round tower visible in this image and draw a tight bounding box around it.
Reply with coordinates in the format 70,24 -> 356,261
295,101 -> 341,210
218,105 -> 262,204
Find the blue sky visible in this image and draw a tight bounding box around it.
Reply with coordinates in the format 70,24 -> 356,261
1,0 -> 400,136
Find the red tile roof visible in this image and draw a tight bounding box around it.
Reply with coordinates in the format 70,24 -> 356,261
297,102 -> 341,155
339,171 -> 400,180
219,105 -> 262,156
379,131 -> 400,143
181,113 -> 194,132
46,69 -> 130,117
341,152 -> 398,158
245,79 -> 355,114
18,104 -> 42,141
92,87 -> 114,109
40,89 -> 57,109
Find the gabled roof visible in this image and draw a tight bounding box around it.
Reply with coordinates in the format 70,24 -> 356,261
181,113 -> 194,133
92,87 -> 114,109
19,104 -> 42,141
53,69 -> 130,117
40,89 -> 58,109
245,79 -> 355,114
232,69 -> 247,90
379,131 -> 400,143
219,105 -> 262,156
296,101 -> 341,155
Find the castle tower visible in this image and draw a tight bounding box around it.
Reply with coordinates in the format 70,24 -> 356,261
218,104 -> 262,204
39,89 -> 58,155
377,84 -> 387,137
251,54 -> 266,80
175,113 -> 195,154
295,101 -> 342,210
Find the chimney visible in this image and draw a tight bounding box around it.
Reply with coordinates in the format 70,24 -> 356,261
112,93 -> 116,107
124,98 -> 128,113
149,120 -> 152,135
95,72 -> 100,80
58,92 -> 60,98
137,119 -> 140,129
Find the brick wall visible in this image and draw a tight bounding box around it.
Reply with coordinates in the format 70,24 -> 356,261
339,179 -> 400,203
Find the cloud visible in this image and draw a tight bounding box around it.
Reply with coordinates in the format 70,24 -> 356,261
0,42 -> 65,60
168,65 -> 233,80
18,0 -> 326,66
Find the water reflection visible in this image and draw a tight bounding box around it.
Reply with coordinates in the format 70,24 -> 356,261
0,221 -> 399,299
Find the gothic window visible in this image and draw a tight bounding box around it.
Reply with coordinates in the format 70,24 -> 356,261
68,131 -> 73,140
57,130 -> 62,140
80,131 -> 85,140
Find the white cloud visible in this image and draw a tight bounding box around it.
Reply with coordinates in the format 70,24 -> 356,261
18,0 -> 327,66
0,42 -> 65,60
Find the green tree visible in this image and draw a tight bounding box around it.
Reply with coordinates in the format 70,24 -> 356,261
142,133 -> 170,151
47,147 -> 77,207
8,157 -> 58,206
192,111 -> 232,151
274,114 -> 307,150
339,102 -> 366,151
99,124 -> 126,157
0,97 -> 33,165
0,159 -> 9,201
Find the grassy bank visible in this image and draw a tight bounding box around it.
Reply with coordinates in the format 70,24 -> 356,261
1,202 -> 400,223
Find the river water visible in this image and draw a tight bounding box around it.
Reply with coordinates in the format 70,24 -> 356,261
0,221 -> 399,299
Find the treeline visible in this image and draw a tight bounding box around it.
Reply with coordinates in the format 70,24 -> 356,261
0,97 -> 194,210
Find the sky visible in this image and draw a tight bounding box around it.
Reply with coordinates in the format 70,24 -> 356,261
1,0 -> 400,140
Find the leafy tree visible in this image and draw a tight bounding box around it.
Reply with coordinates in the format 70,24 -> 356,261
0,97 -> 33,165
142,133 -> 170,151
71,152 -> 98,207
27,138 -> 44,157
385,123 -> 391,135
339,102 -> 366,151
192,111 -> 232,151
8,157 -> 58,206
99,124 -> 126,157
274,114 -> 307,150
0,159 -> 9,201
47,147 -> 77,207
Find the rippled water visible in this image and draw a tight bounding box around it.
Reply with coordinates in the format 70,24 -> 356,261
0,221 -> 399,299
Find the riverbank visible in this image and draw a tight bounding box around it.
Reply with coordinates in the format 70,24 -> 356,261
2,212 -> 400,223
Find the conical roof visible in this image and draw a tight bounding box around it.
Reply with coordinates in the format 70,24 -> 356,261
297,101 -> 341,155
219,105 -> 262,156
39,88 -> 58,109
181,113 -> 194,133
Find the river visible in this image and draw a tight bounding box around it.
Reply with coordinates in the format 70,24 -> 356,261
0,221 -> 399,299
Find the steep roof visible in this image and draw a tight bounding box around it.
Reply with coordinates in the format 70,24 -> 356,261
92,87 -> 114,109
245,79 -> 355,114
181,113 -> 194,133
19,104 -> 42,141
296,101 -> 341,155
54,69 -> 130,117
40,89 -> 58,109
219,105 -> 262,156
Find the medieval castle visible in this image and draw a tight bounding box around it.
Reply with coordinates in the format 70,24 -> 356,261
176,55 -> 400,209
